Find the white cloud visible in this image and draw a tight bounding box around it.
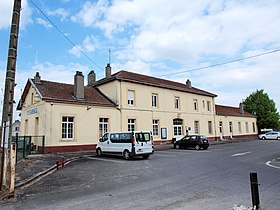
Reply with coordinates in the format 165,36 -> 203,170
71,0 -> 108,27
47,8 -> 70,22
36,18 -> 52,29
72,0 -> 280,64
0,0 -> 32,30
68,35 -> 99,57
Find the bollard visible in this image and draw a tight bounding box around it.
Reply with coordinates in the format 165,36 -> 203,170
250,172 -> 260,210
56,158 -> 65,170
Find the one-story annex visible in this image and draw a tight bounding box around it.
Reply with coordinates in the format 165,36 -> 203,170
17,64 -> 257,153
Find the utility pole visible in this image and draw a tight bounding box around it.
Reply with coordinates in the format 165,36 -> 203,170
0,0 -> 22,191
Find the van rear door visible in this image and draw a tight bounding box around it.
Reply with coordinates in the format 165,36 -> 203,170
134,132 -> 153,154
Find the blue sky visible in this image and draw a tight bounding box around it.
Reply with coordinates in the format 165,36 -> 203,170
1,0 -> 280,120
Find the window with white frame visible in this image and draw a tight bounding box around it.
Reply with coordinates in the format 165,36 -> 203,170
173,119 -> 183,136
99,118 -> 109,137
128,119 -> 135,131
229,122 -> 233,133
238,122 -> 242,133
193,99 -> 198,111
153,119 -> 159,136
207,101 -> 211,112
208,121 -> 213,134
62,116 -> 74,140
175,97 -> 180,109
219,121 -> 223,134
194,121 -> 199,134
252,122 -> 256,133
152,94 -> 158,107
128,90 -> 135,105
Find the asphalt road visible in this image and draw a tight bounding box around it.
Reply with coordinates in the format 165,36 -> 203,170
2,140 -> 280,210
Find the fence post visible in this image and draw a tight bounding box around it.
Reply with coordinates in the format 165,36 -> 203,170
15,133 -> 18,162
42,136 -> 45,154
9,143 -> 16,195
250,172 -> 260,210
23,136 -> 26,158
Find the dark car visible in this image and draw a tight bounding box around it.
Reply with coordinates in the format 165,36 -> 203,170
173,135 -> 209,150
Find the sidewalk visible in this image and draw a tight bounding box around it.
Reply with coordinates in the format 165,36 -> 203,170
0,138 -> 256,201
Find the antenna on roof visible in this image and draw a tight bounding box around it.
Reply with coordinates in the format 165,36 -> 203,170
108,48 -> 111,64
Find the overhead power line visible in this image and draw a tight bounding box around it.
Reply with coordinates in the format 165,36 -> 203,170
159,48 -> 280,77
29,0 -> 104,71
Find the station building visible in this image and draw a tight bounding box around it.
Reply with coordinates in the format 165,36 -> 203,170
17,64 -> 257,153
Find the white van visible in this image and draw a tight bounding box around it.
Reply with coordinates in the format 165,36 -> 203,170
96,131 -> 154,160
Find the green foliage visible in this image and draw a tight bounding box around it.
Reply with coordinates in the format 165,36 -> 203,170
243,89 -> 280,132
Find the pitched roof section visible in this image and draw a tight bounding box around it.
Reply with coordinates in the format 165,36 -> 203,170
215,104 -> 256,118
17,79 -> 116,110
95,70 -> 217,97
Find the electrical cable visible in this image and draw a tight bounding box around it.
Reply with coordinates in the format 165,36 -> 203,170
29,0 -> 104,71
159,48 -> 280,77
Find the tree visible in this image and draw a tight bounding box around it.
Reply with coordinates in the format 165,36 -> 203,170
243,89 -> 280,132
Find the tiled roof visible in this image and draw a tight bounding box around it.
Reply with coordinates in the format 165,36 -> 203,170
17,79 -> 116,110
215,104 -> 256,118
95,70 -> 217,97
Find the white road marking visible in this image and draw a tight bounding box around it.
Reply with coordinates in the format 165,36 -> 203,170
231,151 -> 252,157
87,157 -> 125,164
266,161 -> 280,169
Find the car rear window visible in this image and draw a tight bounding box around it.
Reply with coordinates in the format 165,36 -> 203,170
135,132 -> 151,142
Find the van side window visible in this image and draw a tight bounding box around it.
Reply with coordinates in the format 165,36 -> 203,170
110,133 -> 120,143
120,133 -> 132,143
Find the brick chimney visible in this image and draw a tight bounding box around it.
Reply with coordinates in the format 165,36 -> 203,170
186,79 -> 191,88
105,63 -> 111,79
88,70 -> 96,86
34,72 -> 41,84
74,71 -> 84,100
239,103 -> 244,114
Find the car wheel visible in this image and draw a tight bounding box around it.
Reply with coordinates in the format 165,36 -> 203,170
175,144 -> 180,149
142,155 -> 150,160
262,136 -> 266,140
123,150 -> 130,160
195,145 -> 200,150
96,148 -> 102,157
277,137 -> 280,140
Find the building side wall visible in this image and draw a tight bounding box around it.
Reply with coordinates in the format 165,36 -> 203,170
215,115 -> 257,140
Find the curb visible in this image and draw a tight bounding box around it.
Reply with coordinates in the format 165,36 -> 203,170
15,156 -> 88,189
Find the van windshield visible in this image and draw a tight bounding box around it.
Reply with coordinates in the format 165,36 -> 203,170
135,132 -> 151,142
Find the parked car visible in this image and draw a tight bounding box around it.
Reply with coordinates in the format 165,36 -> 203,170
96,131 -> 154,160
173,135 -> 209,150
258,131 -> 280,140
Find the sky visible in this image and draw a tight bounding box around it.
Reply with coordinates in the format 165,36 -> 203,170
0,0 -> 280,121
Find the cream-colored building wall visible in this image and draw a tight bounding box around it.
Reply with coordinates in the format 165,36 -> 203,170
215,115 -> 257,137
97,80 -> 120,105
20,86 -> 46,138
20,85 -> 120,146
113,81 -> 217,140
119,81 -> 215,114
42,103 -> 120,146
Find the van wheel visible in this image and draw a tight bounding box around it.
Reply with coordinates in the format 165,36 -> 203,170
123,150 -> 130,160
175,144 -> 180,149
195,145 -> 200,150
142,155 -> 149,160
96,148 -> 102,157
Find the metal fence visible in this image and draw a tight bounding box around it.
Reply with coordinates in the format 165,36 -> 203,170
12,135 -> 45,162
